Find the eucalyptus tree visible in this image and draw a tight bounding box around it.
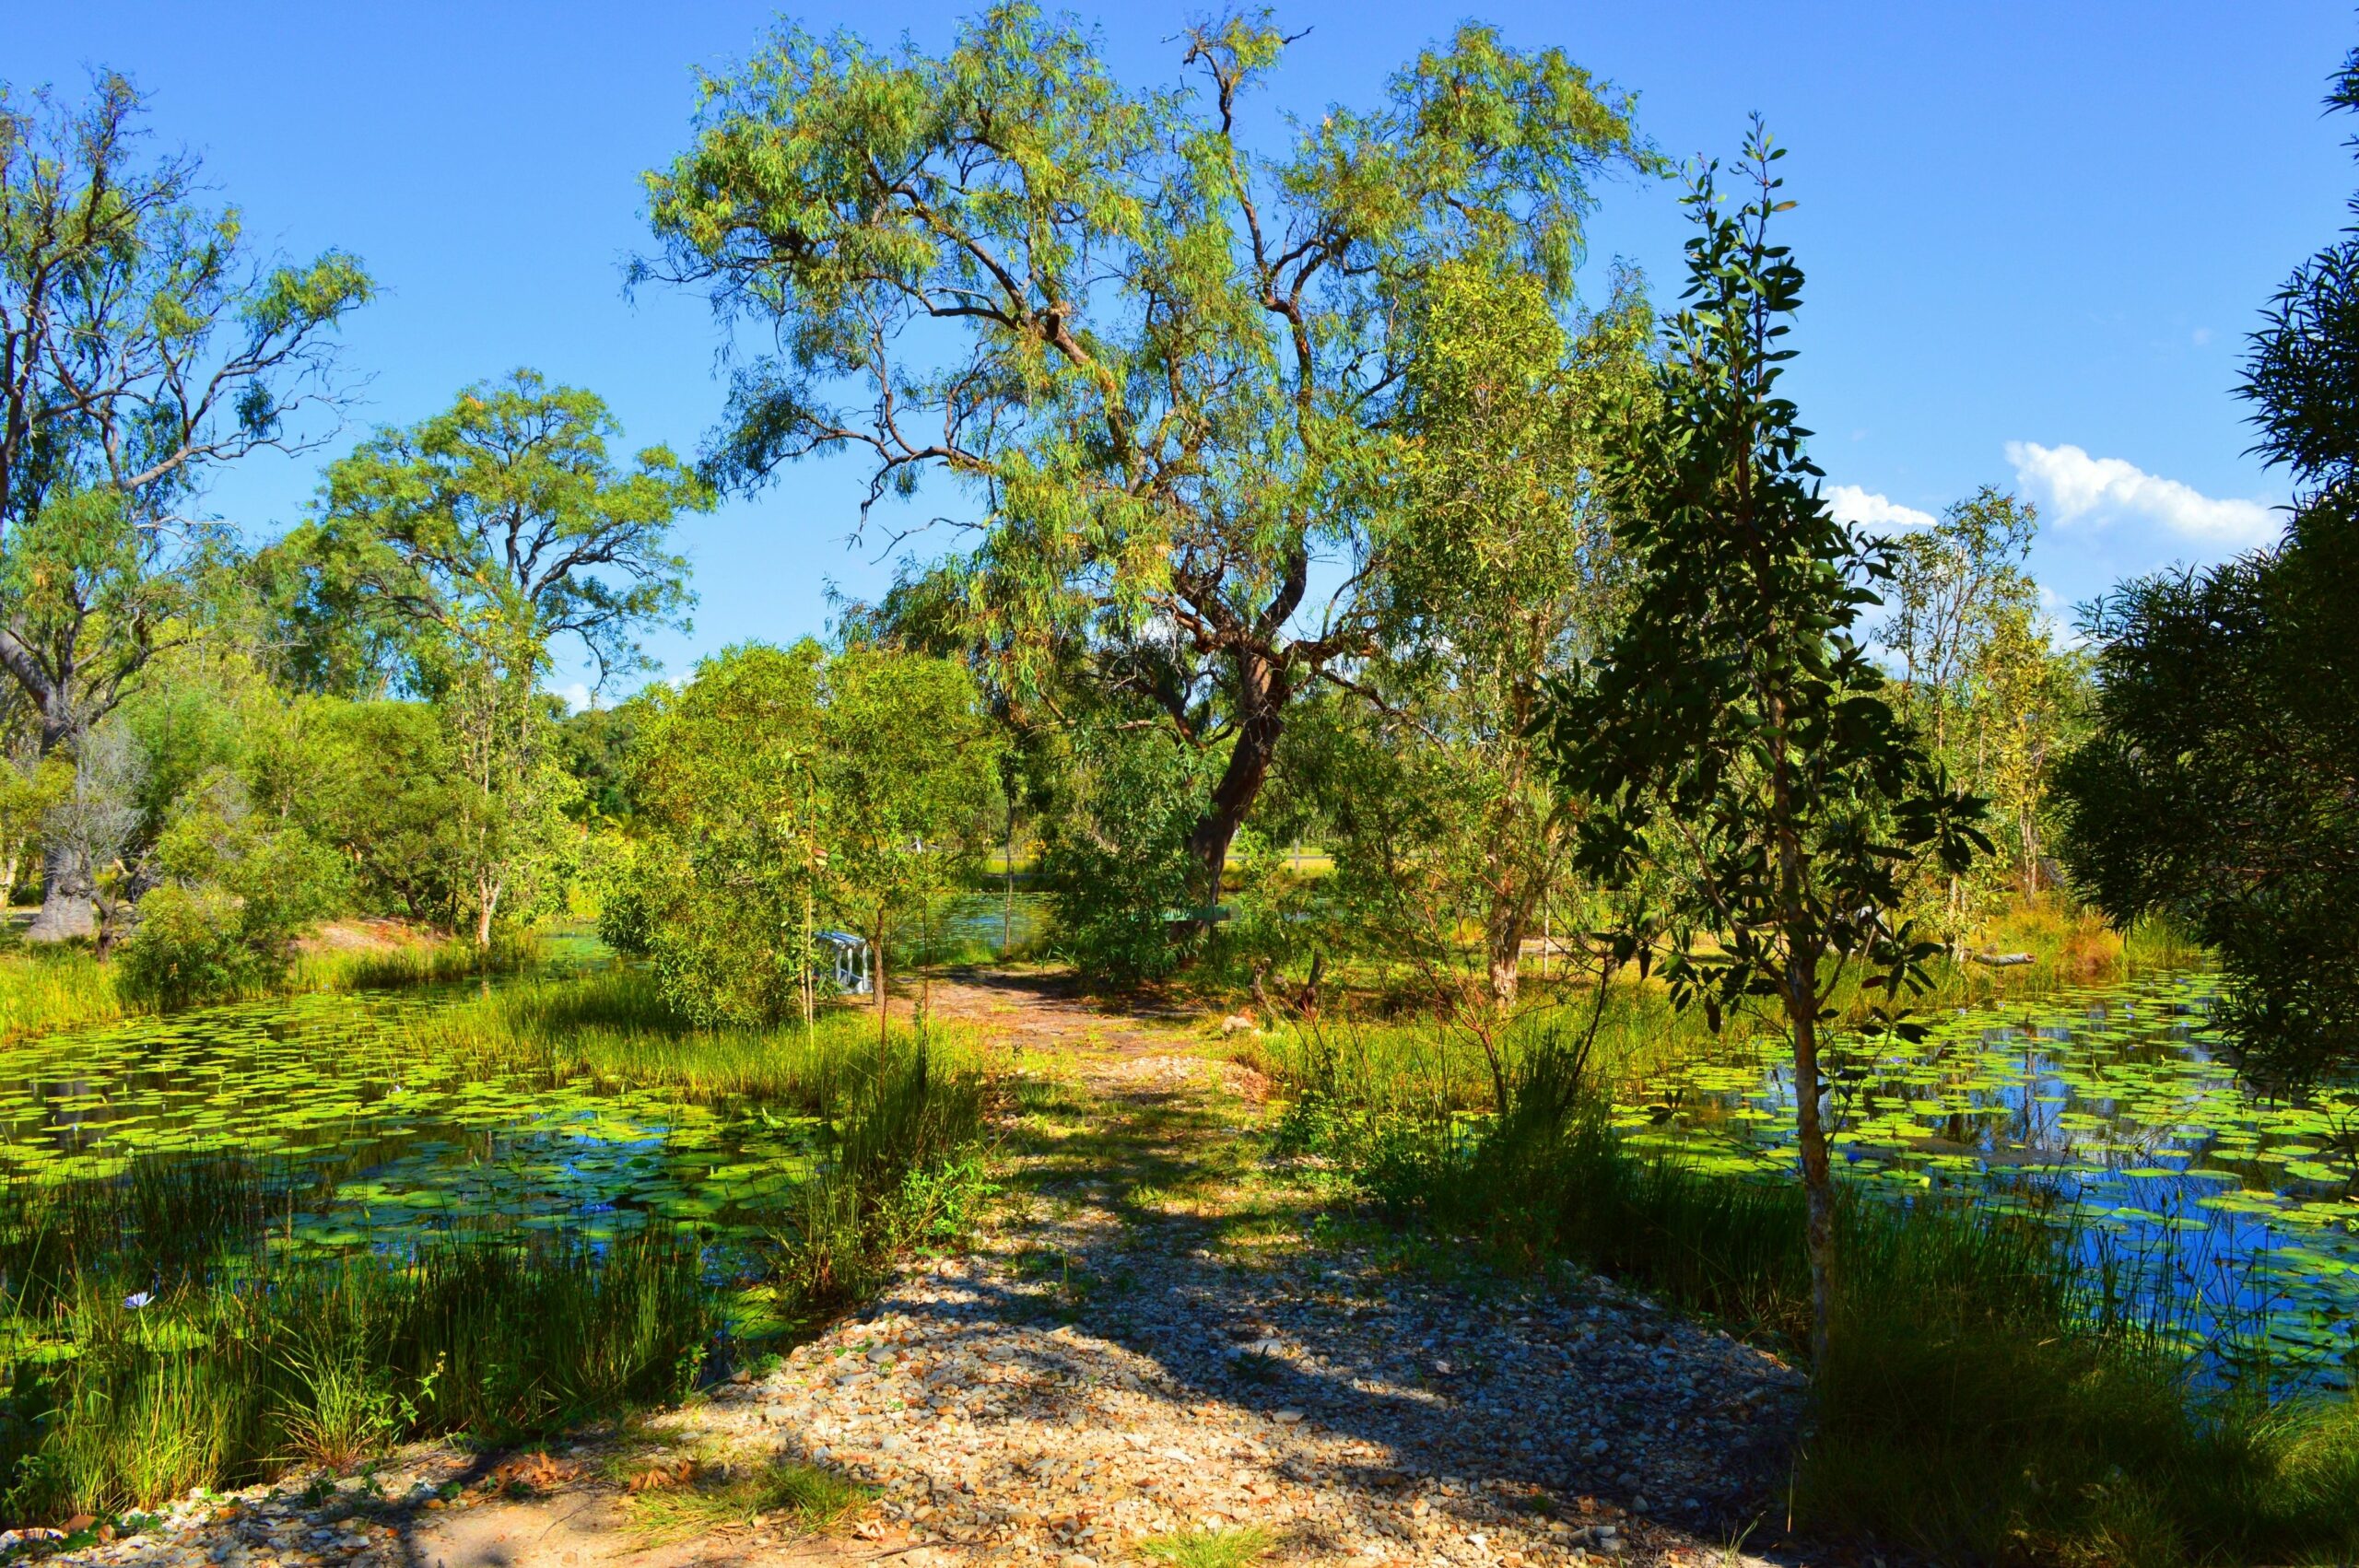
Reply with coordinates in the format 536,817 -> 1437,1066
1310,258 -> 1650,1010
290,371 -> 710,943
640,5 -> 1655,907
0,74 -> 372,936
818,647 -> 1003,1044
2058,43 -> 2359,1090
1537,126 -> 1986,1365
1874,487 -> 2085,933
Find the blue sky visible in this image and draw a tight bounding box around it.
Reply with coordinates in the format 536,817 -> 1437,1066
18,2 -> 2355,698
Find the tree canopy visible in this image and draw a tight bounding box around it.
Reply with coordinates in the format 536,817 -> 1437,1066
640,3 -> 1656,904
0,73 -> 372,937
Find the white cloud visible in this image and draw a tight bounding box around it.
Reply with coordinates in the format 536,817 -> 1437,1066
1825,484 -> 1936,532
2004,441 -> 2280,546
557,682 -> 592,713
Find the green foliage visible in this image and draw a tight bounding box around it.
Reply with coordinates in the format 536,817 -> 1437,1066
621,641 -> 826,1025
815,645 -> 1003,1006
1537,123 -> 1986,1361
1039,721 -> 1213,983
613,641 -> 999,1024
556,699 -> 648,825
643,5 -> 1656,901
273,699 -> 472,925
1878,487 -> 2092,942
292,370 -> 707,690
1267,260 -> 1650,1007
1276,1024 -> 2359,1568
0,74 -> 370,939
272,371 -> 708,946
0,1229 -> 712,1516
118,801 -> 346,1009
2058,46 -> 2359,1090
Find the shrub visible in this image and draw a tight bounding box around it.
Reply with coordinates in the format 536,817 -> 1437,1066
114,885 -> 265,1009
1041,723 -> 1212,983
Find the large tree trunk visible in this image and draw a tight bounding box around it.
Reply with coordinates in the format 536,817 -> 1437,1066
23,686 -> 90,944
1184,651 -> 1292,910
26,836 -> 93,943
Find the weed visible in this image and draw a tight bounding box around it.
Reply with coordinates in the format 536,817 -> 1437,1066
1134,1524 -> 1274,1567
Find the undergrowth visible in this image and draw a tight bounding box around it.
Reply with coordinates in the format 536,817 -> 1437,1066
1270,1024 -> 2359,1566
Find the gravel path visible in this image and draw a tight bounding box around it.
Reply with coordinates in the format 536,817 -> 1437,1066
16,976 -> 1813,1568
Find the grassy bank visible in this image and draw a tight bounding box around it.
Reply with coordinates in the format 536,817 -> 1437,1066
0,973 -> 993,1520
0,929 -> 515,1048
1270,1024 -> 2359,1565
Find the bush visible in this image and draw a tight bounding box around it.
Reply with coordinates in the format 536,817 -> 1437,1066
1041,723 -> 1212,983
117,789 -> 346,1010
114,885 -> 267,1010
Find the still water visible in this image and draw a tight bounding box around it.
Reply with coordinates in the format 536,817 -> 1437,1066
1625,970 -> 2359,1385
0,986 -> 820,1264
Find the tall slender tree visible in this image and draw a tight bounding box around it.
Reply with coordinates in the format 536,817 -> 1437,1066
288,371 -> 710,944
1537,124 -> 1985,1365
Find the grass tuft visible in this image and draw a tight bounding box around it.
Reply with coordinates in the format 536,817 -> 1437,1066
1134,1525 -> 1275,1568
627,1457 -> 871,1543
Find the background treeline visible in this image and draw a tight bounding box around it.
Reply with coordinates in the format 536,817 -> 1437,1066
0,17 -> 2120,1036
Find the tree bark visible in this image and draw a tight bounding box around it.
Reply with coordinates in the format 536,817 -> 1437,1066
1771,715 -> 1837,1371
475,875 -> 502,950
1484,865 -> 1549,1010
24,687 -> 89,944
1185,650 -> 1292,910
26,836 -> 93,943
1790,966 -> 1837,1373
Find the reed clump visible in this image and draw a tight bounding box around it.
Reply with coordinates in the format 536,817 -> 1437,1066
0,1222 -> 710,1517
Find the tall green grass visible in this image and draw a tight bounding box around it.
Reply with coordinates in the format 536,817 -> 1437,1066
0,930 -> 516,1047
0,947 -> 126,1043
0,1226 -> 710,1516
1272,1023 -> 2359,1566
283,934 -> 525,995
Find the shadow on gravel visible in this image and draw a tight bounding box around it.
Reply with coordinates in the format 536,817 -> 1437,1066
848,1001 -> 1807,1549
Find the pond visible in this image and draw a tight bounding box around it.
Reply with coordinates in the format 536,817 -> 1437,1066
0,985 -> 822,1298
1621,969 -> 2359,1387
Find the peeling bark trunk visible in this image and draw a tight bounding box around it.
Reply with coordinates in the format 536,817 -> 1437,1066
474,876 -> 502,950
23,685 -> 90,944
27,837 -> 92,943
1484,870 -> 1549,1010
